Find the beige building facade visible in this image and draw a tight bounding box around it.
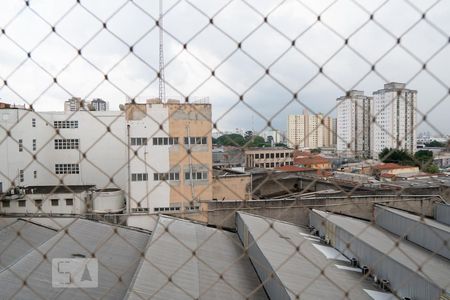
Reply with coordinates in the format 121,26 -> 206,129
125,99 -> 213,213
287,111 -> 335,149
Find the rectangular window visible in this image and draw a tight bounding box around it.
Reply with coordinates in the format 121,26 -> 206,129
152,137 -> 179,145
32,118 -> 36,127
53,120 -> 78,129
18,139 -> 23,152
55,164 -> 80,174
255,154 -> 260,159
35,199 -> 42,207
19,170 -> 24,183
54,139 -> 80,150
184,137 -> 208,145
131,173 -> 148,182
65,199 -> 73,206
18,200 -> 26,207
32,139 -> 36,151
51,199 -> 59,206
131,137 -> 148,146
33,170 -> 37,179
2,200 -> 10,208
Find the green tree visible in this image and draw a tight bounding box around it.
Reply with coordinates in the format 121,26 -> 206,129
274,143 -> 287,147
216,134 -> 245,146
378,148 -> 415,166
311,148 -> 321,154
414,150 -> 434,166
246,136 -> 267,148
424,164 -> 440,174
424,140 -> 445,147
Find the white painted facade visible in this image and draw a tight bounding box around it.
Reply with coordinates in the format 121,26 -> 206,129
371,83 -> 417,158
336,91 -> 372,158
0,109 -> 127,192
0,101 -> 213,213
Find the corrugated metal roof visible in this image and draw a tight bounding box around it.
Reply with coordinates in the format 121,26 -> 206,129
0,219 -> 57,271
236,212 -> 392,300
311,210 -> 450,292
126,216 -> 267,300
435,203 -> 450,226
374,205 -> 450,260
0,217 -> 17,231
0,218 -> 150,300
375,205 -> 450,233
21,217 -> 77,231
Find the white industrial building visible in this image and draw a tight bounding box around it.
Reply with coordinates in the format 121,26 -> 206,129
336,90 -> 372,158
0,99 -> 212,214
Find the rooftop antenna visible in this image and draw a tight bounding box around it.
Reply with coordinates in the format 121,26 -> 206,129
158,0 -> 166,103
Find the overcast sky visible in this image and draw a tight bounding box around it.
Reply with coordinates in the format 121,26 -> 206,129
0,0 -> 449,136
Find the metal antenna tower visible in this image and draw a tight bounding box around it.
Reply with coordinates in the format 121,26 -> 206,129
158,0 -> 166,102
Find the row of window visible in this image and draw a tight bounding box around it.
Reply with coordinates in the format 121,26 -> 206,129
255,162 -> 294,168
154,206 -> 181,212
131,137 -> 147,146
254,152 -> 293,159
54,120 -> 78,128
55,139 -> 79,149
55,164 -> 80,174
19,138 -> 81,152
154,172 -> 180,181
131,173 -> 148,181
153,137 -> 179,145
1,198 -> 73,208
184,137 -> 207,145
131,137 -> 206,146
131,171 -> 208,182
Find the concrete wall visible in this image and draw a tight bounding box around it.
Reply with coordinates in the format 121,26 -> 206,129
212,175 -> 250,201
204,195 -> 440,229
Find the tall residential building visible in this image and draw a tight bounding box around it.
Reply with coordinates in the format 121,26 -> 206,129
371,83 -> 417,158
336,90 -> 372,158
64,97 -> 83,112
91,98 -> 108,111
287,111 -> 335,149
0,99 -> 212,213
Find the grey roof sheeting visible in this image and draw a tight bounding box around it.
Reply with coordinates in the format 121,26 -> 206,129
310,209 -> 450,300
236,212 -> 392,300
374,205 -> 450,260
0,218 -> 150,300
0,217 -> 17,230
126,216 -> 267,300
0,219 -> 57,271
435,203 -> 450,226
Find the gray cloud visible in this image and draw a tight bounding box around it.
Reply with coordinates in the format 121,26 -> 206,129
0,0 -> 449,136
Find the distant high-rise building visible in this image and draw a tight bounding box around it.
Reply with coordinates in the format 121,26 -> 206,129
261,130 -> 283,146
64,97 -> 83,112
336,90 -> 372,158
91,98 -> 108,111
371,83 -> 417,158
287,110 -> 335,149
